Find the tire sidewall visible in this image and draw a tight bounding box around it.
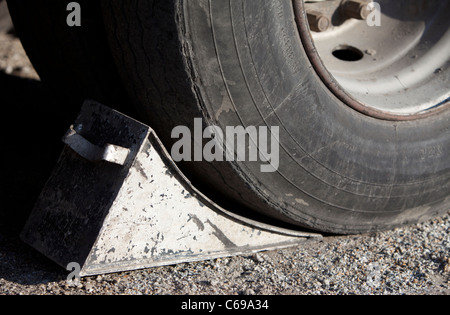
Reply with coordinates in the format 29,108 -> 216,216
182,0 -> 450,233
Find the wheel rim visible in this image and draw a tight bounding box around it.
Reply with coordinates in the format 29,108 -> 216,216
294,0 -> 450,120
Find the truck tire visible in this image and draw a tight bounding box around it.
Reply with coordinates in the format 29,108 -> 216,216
101,0 -> 450,234
10,0 -> 450,234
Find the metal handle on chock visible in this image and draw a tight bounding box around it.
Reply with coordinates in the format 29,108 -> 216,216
63,125 -> 130,166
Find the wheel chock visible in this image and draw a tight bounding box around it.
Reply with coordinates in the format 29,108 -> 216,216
20,100 -> 322,277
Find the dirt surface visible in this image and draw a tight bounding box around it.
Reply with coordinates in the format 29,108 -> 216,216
0,26 -> 449,296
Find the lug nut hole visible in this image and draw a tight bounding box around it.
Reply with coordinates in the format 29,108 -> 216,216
332,45 -> 364,62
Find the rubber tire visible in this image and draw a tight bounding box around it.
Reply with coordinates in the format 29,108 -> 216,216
100,0 -> 450,234
9,0 -> 449,234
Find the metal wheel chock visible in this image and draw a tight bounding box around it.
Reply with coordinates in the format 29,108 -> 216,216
21,100 -> 322,277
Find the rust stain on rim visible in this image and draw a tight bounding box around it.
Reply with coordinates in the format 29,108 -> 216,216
292,0 -> 450,122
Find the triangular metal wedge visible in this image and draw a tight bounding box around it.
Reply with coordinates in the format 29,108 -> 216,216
20,100 -> 322,277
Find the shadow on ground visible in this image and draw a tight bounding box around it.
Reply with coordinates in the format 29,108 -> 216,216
0,70 -> 78,285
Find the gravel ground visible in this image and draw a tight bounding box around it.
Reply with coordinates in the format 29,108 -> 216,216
0,27 -> 449,296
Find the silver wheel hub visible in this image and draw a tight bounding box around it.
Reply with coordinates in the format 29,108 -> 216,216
304,0 -> 450,116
